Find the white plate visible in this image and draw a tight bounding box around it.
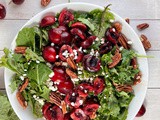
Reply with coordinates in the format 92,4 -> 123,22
4,2 -> 148,120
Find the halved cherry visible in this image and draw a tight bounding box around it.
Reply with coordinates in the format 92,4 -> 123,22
83,55 -> 101,72
64,113 -> 72,120
59,45 -> 74,61
136,104 -> 146,117
93,77 -> 105,95
81,36 -> 96,49
40,15 -> 55,27
48,28 -> 62,44
77,83 -> 94,98
71,22 -> 87,31
65,91 -> 82,108
57,79 -> 74,94
42,103 -> 64,120
105,28 -> 119,44
60,31 -> 72,45
51,67 -> 68,83
70,28 -> 86,40
83,103 -> 99,115
70,108 -> 90,120
58,9 -> 74,26
99,41 -> 113,54
42,46 -> 56,63
0,4 -> 6,19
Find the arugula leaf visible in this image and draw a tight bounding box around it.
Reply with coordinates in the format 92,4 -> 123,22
0,92 -> 19,120
77,18 -> 95,31
40,86 -> 51,101
101,52 -> 113,64
16,27 -> 36,52
25,48 -> 44,62
27,62 -> 52,88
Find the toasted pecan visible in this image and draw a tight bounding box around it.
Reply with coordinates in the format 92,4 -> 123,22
61,101 -> 67,114
113,22 -> 122,33
66,68 -> 78,79
16,91 -> 27,109
49,92 -> 62,106
41,0 -> 51,7
137,23 -> 149,30
131,58 -> 138,69
118,33 -> 130,49
140,34 -> 151,50
108,49 -> 122,68
14,46 -> 27,54
113,82 -> 133,92
125,18 -> 130,24
134,72 -> 142,85
67,57 -> 77,70
19,78 -> 29,92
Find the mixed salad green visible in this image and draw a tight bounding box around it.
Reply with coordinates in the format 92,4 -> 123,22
0,5 -> 141,120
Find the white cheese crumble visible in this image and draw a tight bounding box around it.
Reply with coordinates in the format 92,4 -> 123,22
110,19 -> 115,23
49,72 -> 54,78
56,55 -> 59,59
84,90 -> 88,93
83,49 -> 87,53
119,46 -> 124,51
62,62 -> 68,67
62,50 -> 69,58
49,86 -> 57,91
24,69 -> 27,72
71,102 -> 75,106
95,37 -> 99,41
46,62 -> 52,68
78,71 -> 82,74
36,60 -> 40,64
72,78 -> 79,82
79,100 -> 83,105
72,93 -> 75,96
23,74 -> 27,77
78,47 -> 82,52
127,41 -> 133,45
19,76 -> 24,81
112,28 -> 116,32
51,43 -> 55,46
90,49 -> 95,56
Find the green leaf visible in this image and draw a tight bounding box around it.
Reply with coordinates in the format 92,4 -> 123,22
16,27 -> 36,52
0,93 -> 19,120
27,62 -> 52,86
25,48 -> 44,62
77,18 -> 95,31
40,86 -> 51,101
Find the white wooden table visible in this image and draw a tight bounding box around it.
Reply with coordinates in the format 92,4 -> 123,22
0,0 -> 160,120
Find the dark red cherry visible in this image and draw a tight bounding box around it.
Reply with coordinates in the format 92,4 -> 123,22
51,67 -> 67,83
81,36 -> 96,49
93,77 -> 105,95
40,15 -> 55,27
71,22 -> 87,31
70,108 -> 90,120
58,9 -> 74,26
59,45 -> 74,61
57,79 -> 74,94
48,28 -> 62,44
77,83 -> 94,98
0,4 -> 6,19
42,103 -> 64,120
42,46 -> 56,63
99,41 -> 113,54
136,104 -> 146,117
65,91 -> 82,108
83,103 -> 99,115
58,25 -> 68,32
64,113 -> 72,120
83,55 -> 101,72
12,0 -> 24,5
105,28 -> 119,44
70,28 -> 86,40
60,31 -> 72,45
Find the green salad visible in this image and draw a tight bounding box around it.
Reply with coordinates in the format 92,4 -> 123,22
0,5 -> 141,120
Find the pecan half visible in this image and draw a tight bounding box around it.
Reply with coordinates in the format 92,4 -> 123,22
67,57 -> 77,70
131,58 -> 138,69
125,18 -> 130,24
66,68 -> 78,79
137,23 -> 149,30
61,101 -> 67,114
41,0 -> 51,7
19,78 -> 29,92
49,92 -> 62,106
140,34 -> 151,50
113,22 -> 122,33
16,91 -> 27,109
113,82 -> 133,92
134,72 -> 142,85
118,33 -> 130,49
108,49 -> 122,68
54,61 -> 68,67
14,46 -> 27,54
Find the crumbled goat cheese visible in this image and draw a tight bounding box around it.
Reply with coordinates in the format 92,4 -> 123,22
24,69 -> 27,72
49,86 -> 57,91
83,49 -> 87,53
36,60 -> 40,64
119,46 -> 124,51
71,102 -> 75,106
95,37 -> 99,41
90,49 -> 94,56
127,41 -> 133,45
51,43 -> 55,46
78,47 -> 82,52
56,55 -> 59,59
84,90 -> 88,93
72,93 -> 75,96
112,28 -> 116,32
62,62 -> 68,67
110,19 -> 115,23
62,50 -> 69,58
20,76 -> 24,81
78,71 -> 82,74
79,100 -> 83,105
49,72 -> 54,78
46,62 -> 52,68
23,74 -> 27,77
72,78 -> 79,82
